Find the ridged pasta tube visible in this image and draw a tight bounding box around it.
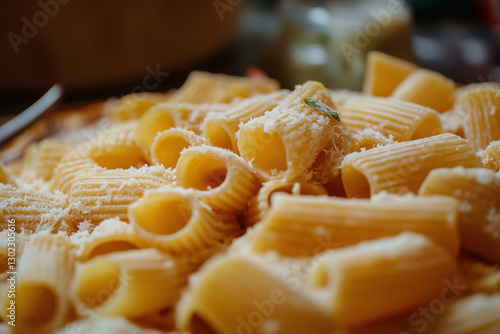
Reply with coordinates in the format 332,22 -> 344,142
129,187 -> 242,257
312,232 -> 459,328
69,166 -> 175,224
341,97 -> 442,141
0,234 -> 74,333
175,146 -> 261,215
238,81 -> 354,182
342,133 -> 480,198
419,167 -> 500,262
392,68 -> 455,113
252,193 -> 459,257
203,90 -> 288,153
151,128 -> 207,169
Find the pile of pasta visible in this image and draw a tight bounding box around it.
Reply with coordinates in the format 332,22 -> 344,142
1,52 -> 500,334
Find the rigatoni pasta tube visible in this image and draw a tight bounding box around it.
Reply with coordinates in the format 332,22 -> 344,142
426,294 -> 500,334
169,71 -> 279,104
112,92 -> 167,121
311,232 -> 459,328
419,167 -> 500,263
363,51 -> 417,97
482,140 -> 500,172
253,193 -> 459,257
176,255 -> 333,334
20,138 -> 70,182
151,128 -> 207,169
341,97 -> 442,141
88,121 -> 146,169
203,90 -> 288,153
0,184 -> 74,233
49,147 -> 98,194
71,218 -> 141,261
129,187 -> 242,257
72,249 -> 192,318
238,81 -> 354,182
69,166 -> 175,224
175,146 -> 261,215
243,179 -> 327,228
0,234 -> 74,333
391,68 -> 455,113
459,83 -> 500,151
342,133 -> 480,198
135,103 -> 227,151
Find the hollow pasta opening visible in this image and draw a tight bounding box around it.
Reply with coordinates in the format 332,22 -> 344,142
87,241 -> 139,260
154,136 -> 190,169
17,285 -> 57,327
136,109 -> 175,149
76,260 -> 121,309
342,166 -> 371,198
205,122 -> 234,152
190,313 -> 219,334
133,194 -> 193,235
411,113 -> 442,140
181,156 -> 228,191
243,128 -> 287,175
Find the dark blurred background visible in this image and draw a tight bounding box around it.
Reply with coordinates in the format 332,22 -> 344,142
0,0 -> 499,115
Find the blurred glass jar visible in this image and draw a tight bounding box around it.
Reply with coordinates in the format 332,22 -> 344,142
262,0 -> 416,90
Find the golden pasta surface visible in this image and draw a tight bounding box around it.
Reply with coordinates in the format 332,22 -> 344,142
1,57 -> 499,334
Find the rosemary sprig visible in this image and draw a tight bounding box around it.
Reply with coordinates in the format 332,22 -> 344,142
304,98 -> 341,122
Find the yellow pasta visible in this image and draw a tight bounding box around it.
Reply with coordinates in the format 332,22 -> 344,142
482,140 -> 500,172
176,254 -> 333,334
0,184 -> 74,233
203,90 -> 288,153
0,163 -> 17,186
88,121 -> 147,169
175,146 -> 261,215
72,249 -> 192,318
49,147 -> 98,194
135,102 -> 227,151
392,68 -> 456,112
19,138 -> 70,182
363,51 -> 417,97
243,179 -> 327,228
351,128 -> 395,152
238,81 -> 354,182
69,165 -> 175,224
71,218 -> 141,261
151,128 -> 207,169
169,71 -> 280,103
341,96 -> 442,141
459,83 -> 500,151
252,193 -> 459,257
419,167 -> 500,263
112,92 -> 168,121
427,294 -> 500,334
342,133 -> 480,198
129,187 -> 242,257
55,317 -> 167,334
0,234 -> 74,333
440,108 -> 465,138
312,232 -> 459,328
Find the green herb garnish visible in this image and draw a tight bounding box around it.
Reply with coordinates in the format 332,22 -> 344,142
304,98 -> 341,122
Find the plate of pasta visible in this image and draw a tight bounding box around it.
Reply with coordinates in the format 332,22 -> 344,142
0,51 -> 499,334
